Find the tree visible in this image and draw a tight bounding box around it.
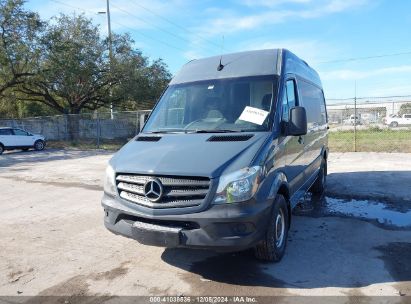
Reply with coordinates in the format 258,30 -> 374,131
19,14 -> 112,115
399,103 -> 411,116
1,7 -> 172,137
14,14 -> 115,139
109,34 -> 171,111
0,0 -> 42,96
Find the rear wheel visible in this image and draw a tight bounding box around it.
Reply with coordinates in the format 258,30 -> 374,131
310,158 -> 327,194
0,144 -> 4,155
22,148 -> 29,151
254,194 -> 289,262
34,140 -> 45,151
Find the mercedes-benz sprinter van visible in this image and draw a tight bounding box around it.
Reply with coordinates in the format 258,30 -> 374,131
102,49 -> 328,262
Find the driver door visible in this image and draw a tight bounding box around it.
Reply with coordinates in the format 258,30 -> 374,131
281,78 -> 307,198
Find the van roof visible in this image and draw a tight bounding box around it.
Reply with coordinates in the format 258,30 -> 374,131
170,49 -> 322,87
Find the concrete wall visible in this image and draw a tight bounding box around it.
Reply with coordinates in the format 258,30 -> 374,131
0,111 -> 151,141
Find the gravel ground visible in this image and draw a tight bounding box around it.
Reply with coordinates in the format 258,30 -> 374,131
0,149 -> 410,300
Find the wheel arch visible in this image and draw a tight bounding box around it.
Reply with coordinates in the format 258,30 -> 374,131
268,172 -> 291,228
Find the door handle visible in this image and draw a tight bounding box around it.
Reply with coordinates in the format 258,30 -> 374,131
298,136 -> 304,144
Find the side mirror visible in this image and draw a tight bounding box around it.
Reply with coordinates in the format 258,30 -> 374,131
288,106 -> 307,136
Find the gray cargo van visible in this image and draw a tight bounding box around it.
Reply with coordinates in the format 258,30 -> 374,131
102,49 -> 328,261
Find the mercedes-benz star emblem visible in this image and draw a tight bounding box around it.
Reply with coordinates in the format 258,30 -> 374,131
143,179 -> 163,202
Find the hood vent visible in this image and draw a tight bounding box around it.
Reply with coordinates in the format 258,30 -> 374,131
207,134 -> 254,142
136,136 -> 161,142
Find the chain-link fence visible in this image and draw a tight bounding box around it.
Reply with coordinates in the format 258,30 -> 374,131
327,99 -> 411,152
0,110 -> 151,149
1,100 -> 410,152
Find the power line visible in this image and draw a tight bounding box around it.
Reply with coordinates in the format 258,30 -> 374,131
40,0 -> 411,64
110,20 -> 186,52
49,0 -> 95,15
319,51 -> 411,64
124,0 -> 224,50
49,0 -> 186,53
109,3 -> 217,54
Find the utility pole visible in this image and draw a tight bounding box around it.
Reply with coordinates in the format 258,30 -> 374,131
354,81 -> 357,152
99,0 -> 114,119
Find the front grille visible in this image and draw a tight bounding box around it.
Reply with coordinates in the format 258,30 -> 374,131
116,174 -> 210,209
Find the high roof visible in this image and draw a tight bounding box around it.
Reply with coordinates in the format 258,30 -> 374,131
170,49 -> 280,85
169,49 -> 322,88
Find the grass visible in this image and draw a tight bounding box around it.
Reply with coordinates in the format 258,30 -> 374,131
329,129 -> 411,152
46,129 -> 411,153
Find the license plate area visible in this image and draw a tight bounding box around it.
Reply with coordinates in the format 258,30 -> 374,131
131,221 -> 182,247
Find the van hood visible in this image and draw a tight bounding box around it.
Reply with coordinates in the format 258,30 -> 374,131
110,132 -> 270,178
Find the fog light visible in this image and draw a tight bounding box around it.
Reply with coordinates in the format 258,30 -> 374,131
233,223 -> 247,234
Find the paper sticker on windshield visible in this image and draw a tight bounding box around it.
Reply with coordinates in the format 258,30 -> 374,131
238,106 -> 269,125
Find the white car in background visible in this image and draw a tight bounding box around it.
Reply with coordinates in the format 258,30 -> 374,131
343,115 -> 362,125
0,127 -> 46,155
384,114 -> 411,127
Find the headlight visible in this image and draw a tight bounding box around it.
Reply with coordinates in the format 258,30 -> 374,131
214,166 -> 262,204
104,164 -> 117,196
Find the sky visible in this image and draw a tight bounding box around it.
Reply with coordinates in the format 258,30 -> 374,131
25,0 -> 411,102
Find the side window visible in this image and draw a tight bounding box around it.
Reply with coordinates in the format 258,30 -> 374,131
404,114 -> 411,119
0,129 -> 12,135
282,79 -> 297,122
286,80 -> 297,108
13,129 -> 28,136
299,80 -> 326,127
319,92 -> 327,124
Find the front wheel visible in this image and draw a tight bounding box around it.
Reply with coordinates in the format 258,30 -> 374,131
390,121 -> 399,128
34,140 -> 45,151
254,194 -> 289,262
0,144 -> 4,155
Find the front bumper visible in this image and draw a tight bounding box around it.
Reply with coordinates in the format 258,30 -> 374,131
102,193 -> 272,252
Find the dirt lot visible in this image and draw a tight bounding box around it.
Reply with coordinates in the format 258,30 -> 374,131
0,149 -> 410,300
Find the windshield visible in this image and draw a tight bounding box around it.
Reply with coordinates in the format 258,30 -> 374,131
143,76 -> 277,133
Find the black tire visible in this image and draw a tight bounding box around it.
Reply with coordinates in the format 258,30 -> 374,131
22,148 -> 29,151
254,194 -> 289,262
310,158 -> 327,194
34,140 -> 45,151
390,121 -> 398,128
0,144 -> 4,155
